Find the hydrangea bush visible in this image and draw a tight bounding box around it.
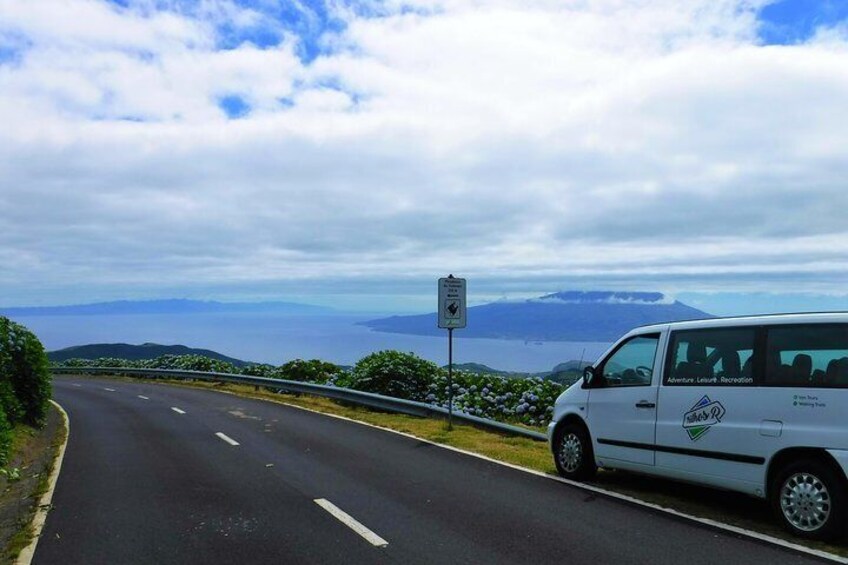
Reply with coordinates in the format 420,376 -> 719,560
0,317 -> 52,466
275,359 -> 345,384
349,350 -> 438,401
423,371 -> 564,427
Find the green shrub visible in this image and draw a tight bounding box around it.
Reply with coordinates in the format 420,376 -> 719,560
0,317 -> 52,465
9,328 -> 52,426
240,363 -> 276,377
0,325 -> 22,427
0,321 -> 22,424
63,357 -> 135,369
0,409 -> 10,467
349,350 -> 441,401
276,359 -> 343,383
146,354 -> 239,374
0,318 -> 51,427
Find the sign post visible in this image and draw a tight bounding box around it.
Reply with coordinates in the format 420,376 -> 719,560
438,275 -> 466,430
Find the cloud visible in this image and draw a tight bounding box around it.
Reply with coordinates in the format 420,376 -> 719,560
530,291 -> 678,305
0,0 -> 847,305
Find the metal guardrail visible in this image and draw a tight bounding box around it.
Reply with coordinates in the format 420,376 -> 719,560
52,366 -> 548,442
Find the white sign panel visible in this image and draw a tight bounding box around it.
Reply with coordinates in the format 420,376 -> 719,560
438,277 -> 466,329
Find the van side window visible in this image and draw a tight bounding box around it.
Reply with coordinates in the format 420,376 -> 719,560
765,324 -> 848,388
598,334 -> 659,387
665,328 -> 755,386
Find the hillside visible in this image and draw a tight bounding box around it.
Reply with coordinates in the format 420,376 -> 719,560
48,343 -> 251,367
444,362 -> 511,375
361,291 -> 712,342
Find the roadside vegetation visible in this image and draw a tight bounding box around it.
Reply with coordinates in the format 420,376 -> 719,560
55,351 -> 567,429
1,407 -> 66,562
0,317 -> 57,561
0,317 -> 52,467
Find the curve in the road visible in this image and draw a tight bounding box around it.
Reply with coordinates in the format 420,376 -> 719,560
35,377 -> 839,565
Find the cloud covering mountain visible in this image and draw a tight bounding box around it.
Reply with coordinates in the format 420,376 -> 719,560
362,291 -> 712,341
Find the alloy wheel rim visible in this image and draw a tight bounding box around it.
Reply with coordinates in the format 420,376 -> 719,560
780,472 -> 831,532
559,433 -> 583,473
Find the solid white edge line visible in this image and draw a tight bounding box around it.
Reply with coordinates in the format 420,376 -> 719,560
215,432 -> 240,446
266,399 -> 848,564
314,498 -> 388,548
170,407 -> 186,415
138,395 -> 149,400
66,377 -> 847,564
16,400 -> 70,565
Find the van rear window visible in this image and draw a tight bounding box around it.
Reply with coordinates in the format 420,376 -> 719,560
765,325 -> 848,388
665,328 -> 755,386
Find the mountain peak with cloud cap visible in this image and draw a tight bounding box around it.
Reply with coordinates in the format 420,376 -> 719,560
362,290 -> 712,342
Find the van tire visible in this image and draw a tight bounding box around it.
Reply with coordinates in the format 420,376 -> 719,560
770,458 -> 846,541
554,423 -> 597,481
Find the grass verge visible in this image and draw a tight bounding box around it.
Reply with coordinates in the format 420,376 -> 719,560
0,404 -> 66,563
65,375 -> 848,558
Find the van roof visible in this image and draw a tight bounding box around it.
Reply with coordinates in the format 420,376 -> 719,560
633,311 -> 848,333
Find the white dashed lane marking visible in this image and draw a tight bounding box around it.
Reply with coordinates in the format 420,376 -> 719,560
215,432 -> 240,446
314,498 -> 388,548
103,388 -> 116,392
138,395 -> 149,400
171,407 -> 186,415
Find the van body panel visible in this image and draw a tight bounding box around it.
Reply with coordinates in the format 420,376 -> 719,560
650,463 -> 762,497
586,330 -> 667,467
826,449 -> 848,481
655,386 -> 770,489
547,383 -> 590,448
588,385 -> 659,466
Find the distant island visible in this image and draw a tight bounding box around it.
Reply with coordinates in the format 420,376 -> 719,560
47,343 -> 252,367
361,291 -> 712,342
1,298 -> 331,317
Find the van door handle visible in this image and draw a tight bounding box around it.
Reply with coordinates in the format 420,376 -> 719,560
635,401 -> 656,409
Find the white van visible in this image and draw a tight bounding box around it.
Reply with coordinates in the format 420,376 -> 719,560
547,313 -> 848,540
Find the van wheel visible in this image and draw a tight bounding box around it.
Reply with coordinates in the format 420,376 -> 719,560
771,459 -> 846,541
554,424 -> 597,481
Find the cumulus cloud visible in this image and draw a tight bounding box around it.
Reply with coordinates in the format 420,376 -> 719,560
0,0 -> 847,305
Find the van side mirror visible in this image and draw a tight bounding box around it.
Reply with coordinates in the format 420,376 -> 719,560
582,366 -> 595,387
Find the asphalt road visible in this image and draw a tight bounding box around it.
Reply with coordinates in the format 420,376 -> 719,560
35,376 -> 829,564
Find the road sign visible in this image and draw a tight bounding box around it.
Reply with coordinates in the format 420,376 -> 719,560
438,276 -> 466,329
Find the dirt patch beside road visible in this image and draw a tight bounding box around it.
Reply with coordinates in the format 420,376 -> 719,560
0,405 -> 66,562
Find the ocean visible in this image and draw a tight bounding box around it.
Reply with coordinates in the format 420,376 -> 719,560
8,312 -> 611,373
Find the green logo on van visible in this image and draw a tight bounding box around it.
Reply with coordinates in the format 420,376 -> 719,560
683,395 -> 726,441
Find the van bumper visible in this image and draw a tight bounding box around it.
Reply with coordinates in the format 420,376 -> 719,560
547,421 -> 557,448
826,449 -> 848,481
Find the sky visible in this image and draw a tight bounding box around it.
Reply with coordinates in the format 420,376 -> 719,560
1,0 -> 848,314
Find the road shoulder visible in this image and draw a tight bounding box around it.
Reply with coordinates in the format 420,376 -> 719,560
0,402 -> 69,564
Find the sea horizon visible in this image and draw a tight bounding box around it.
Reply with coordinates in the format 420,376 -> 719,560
8,311 -> 611,374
